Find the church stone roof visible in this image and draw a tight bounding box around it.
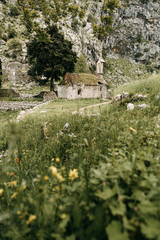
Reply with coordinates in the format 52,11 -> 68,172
62,73 -> 107,86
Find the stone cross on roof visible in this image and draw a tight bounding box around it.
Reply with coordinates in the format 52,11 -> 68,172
96,57 -> 105,75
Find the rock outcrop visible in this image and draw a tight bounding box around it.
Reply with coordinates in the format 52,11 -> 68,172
0,0 -> 159,86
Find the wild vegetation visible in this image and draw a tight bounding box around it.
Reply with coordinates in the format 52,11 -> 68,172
0,1 -> 160,239
27,25 -> 77,91
0,74 -> 160,240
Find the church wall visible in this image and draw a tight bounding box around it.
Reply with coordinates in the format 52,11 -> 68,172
57,84 -> 107,99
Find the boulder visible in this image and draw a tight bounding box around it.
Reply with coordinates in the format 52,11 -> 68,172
137,104 -> 149,109
127,103 -> 135,111
43,91 -> 57,102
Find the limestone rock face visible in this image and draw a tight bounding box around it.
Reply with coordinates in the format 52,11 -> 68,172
0,0 -> 159,86
56,0 -> 160,67
105,0 -> 160,65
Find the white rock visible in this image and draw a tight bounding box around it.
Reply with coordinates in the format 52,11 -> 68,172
122,92 -> 130,98
40,110 -> 47,113
19,111 -> 25,115
127,103 -> 135,111
114,94 -> 121,101
137,104 -> 149,109
64,123 -> 69,130
134,94 -> 147,100
68,133 -> 76,138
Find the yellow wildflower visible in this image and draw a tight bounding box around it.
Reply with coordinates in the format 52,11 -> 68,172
56,173 -> 64,182
26,215 -> 36,225
69,169 -> 78,180
19,184 -> 27,192
8,181 -> 17,186
0,189 -> 4,197
56,157 -> 60,163
61,213 -> 67,219
50,166 -> 58,176
11,192 -> 18,199
44,176 -> 49,181
129,127 -> 137,133
55,186 -> 60,191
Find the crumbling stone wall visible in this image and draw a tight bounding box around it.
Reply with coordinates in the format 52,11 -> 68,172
58,84 -> 107,99
0,101 -> 40,111
1,58 -> 34,86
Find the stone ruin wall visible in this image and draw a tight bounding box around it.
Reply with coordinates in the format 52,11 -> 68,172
58,84 -> 107,99
1,57 -> 34,87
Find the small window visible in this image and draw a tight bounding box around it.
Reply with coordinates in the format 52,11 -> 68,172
78,89 -> 81,95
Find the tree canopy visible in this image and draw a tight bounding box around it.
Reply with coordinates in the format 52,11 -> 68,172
74,54 -> 90,74
17,0 -> 84,33
27,26 -> 77,90
92,0 -> 121,41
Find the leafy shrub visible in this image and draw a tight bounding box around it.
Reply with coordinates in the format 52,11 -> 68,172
6,38 -> 22,58
7,25 -> 17,39
140,0 -> 150,3
7,38 -> 22,51
71,18 -> 79,31
134,52 -> 143,59
74,54 -> 90,73
87,14 -> 97,24
9,5 -> 20,17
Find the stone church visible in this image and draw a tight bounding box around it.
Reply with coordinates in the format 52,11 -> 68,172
57,58 -> 107,99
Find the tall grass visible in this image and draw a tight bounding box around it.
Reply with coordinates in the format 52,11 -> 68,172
113,74 -> 160,98
0,79 -> 160,240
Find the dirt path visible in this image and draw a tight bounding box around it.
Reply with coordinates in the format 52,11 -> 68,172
72,101 -> 111,115
16,100 -> 111,121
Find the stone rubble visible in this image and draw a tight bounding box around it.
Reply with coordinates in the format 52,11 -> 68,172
113,92 -> 148,102
127,103 -> 135,111
137,103 -> 149,108
0,101 -> 41,111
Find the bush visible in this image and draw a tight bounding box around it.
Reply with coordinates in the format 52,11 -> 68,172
87,14 -> 97,24
140,0 -> 149,3
74,54 -> 90,73
6,38 -> 22,58
7,25 -> 17,39
71,18 -> 79,32
9,5 -> 20,17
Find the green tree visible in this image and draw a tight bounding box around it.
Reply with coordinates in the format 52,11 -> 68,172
92,0 -> 121,39
92,0 -> 121,55
74,54 -> 90,73
27,26 -> 77,91
17,0 -> 83,33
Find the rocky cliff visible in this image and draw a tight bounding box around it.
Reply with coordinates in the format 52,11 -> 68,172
58,0 -> 160,67
105,0 -> 160,66
0,0 -> 159,86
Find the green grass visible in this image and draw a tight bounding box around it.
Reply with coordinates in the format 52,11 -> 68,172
0,75 -> 160,240
0,110 -> 19,152
113,74 -> 160,97
104,57 -> 158,88
20,99 -> 107,119
0,110 -> 19,128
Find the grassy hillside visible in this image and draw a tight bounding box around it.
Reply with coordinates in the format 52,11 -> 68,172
0,75 -> 160,240
104,57 -> 159,88
114,73 -> 160,97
